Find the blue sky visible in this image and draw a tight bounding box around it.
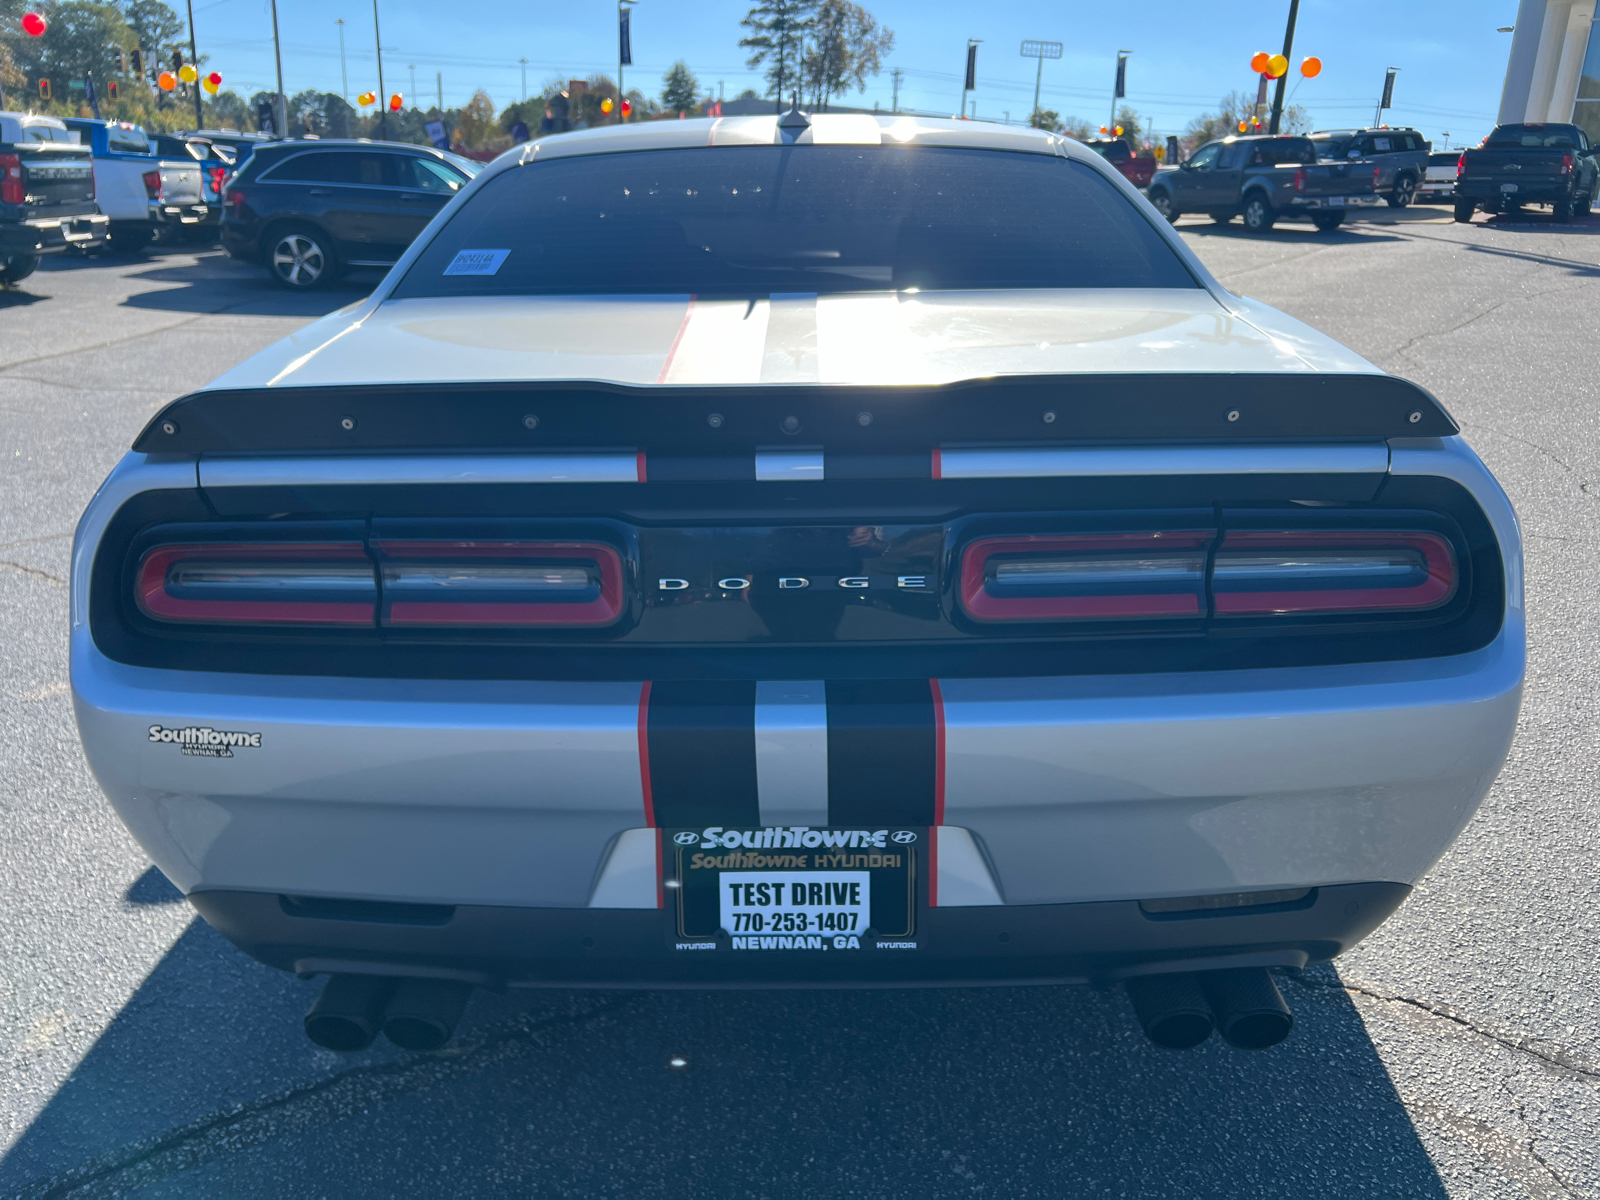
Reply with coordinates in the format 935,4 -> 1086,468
191,0 -> 1519,146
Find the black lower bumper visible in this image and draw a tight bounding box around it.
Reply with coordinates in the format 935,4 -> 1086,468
1458,184 -> 1570,205
0,212 -> 109,257
191,881 -> 1410,989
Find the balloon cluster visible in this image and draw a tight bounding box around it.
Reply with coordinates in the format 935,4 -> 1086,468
1250,51 -> 1322,80
358,91 -> 377,107
203,72 -> 222,95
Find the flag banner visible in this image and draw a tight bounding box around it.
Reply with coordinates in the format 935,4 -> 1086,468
620,9 -> 633,67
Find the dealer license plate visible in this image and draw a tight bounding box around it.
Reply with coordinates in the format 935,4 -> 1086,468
1501,183 -> 1519,193
1326,196 -> 1347,207
669,827 -> 918,950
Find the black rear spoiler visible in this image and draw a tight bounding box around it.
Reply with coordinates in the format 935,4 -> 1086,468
133,373 -> 1458,455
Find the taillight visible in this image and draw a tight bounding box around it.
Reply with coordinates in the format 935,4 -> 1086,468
142,169 -> 163,200
372,541 -> 624,627
1457,153 -> 1467,177
1212,531 -> 1455,616
1561,153 -> 1574,176
1293,167 -> 1306,192
136,543 -> 376,625
959,533 -> 1211,623
1374,165 -> 1382,187
209,166 -> 227,192
225,188 -> 246,215
0,154 -> 23,206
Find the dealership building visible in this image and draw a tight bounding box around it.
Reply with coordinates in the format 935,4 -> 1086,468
1501,0 -> 1600,137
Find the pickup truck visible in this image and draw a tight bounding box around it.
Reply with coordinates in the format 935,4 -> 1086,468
61,119 -> 206,250
152,133 -> 237,237
1147,135 -> 1380,233
1454,123 -> 1599,222
1085,138 -> 1157,188
0,112 -> 109,284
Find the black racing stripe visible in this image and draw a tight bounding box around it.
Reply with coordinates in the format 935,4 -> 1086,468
647,455 -> 756,482
825,679 -> 936,826
646,680 -> 759,828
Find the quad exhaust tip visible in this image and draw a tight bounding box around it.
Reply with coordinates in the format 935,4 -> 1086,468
304,975 -> 473,1053
1125,967 -> 1294,1051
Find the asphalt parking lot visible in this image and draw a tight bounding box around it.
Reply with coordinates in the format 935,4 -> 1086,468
3,205 -> 1599,1198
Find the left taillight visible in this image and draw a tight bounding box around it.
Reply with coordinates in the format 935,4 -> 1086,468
373,541 -> 624,627
960,533 -> 1211,623
1212,530 -> 1456,616
136,543 -> 377,625
1293,167 -> 1306,192
0,154 -> 24,205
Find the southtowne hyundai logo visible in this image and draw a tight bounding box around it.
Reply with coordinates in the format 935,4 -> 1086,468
148,724 -> 262,758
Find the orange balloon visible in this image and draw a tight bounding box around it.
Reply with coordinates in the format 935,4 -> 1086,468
157,71 -> 176,91
1266,54 -> 1288,79
1250,51 -> 1270,74
1237,120 -> 1248,133
389,93 -> 403,111
1301,56 -> 1323,78
357,91 -> 376,106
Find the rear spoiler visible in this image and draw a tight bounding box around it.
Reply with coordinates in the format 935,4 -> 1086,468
133,373 -> 1458,456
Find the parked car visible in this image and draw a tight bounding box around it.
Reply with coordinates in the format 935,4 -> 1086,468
74,116 -> 1522,1057
151,133 -> 236,234
1454,123 -> 1599,222
220,139 -> 482,288
1416,150 -> 1462,204
61,118 -> 205,249
0,111 -> 108,281
1309,127 -> 1429,207
1085,137 -> 1157,188
1147,134 -> 1380,232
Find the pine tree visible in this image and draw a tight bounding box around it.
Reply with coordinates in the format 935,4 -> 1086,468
739,0 -> 814,111
661,61 -> 699,116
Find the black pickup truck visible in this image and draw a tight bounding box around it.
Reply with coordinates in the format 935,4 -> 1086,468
0,111 -> 109,284
1454,123 -> 1599,222
1147,135 -> 1380,233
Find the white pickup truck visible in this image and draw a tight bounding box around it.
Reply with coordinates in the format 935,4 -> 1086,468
61,119 -> 205,249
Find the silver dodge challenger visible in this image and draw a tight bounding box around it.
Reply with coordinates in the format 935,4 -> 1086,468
71,111 -> 1523,1054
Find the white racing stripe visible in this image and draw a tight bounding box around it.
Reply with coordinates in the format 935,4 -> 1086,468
761,293 -> 820,383
658,297 -> 770,384
754,680 -> 830,826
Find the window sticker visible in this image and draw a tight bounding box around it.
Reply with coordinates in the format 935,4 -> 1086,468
443,248 -> 511,276
1374,138 -> 1391,151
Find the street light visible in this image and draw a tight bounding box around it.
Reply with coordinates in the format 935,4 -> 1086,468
1020,40 -> 1063,129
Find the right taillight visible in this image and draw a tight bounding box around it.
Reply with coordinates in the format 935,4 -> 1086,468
142,169 -> 162,200
1212,530 -> 1456,616
0,154 -> 24,205
136,543 -> 377,625
960,533 -> 1212,623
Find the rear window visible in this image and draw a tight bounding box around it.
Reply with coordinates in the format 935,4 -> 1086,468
108,126 -> 151,154
1427,152 -> 1459,166
1248,138 -> 1315,165
1486,125 -> 1580,147
393,146 -> 1197,298
22,122 -> 76,144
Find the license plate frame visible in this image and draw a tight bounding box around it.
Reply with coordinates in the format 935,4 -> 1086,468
668,827 -> 920,951
1501,183 -> 1520,193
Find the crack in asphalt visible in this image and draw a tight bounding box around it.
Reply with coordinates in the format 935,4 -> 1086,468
0,533 -> 70,553
1385,278 -> 1589,368
12,993 -> 645,1199
0,561 -> 65,586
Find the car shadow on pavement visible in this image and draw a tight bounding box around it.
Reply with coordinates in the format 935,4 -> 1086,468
1178,221 -> 1408,246
0,917 -> 1450,1197
37,252 -> 375,318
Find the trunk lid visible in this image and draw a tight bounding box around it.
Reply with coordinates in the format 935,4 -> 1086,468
1463,148 -> 1569,179
15,145 -> 96,210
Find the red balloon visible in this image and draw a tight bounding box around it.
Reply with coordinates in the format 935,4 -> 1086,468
21,12 -> 47,36
207,71 -> 222,86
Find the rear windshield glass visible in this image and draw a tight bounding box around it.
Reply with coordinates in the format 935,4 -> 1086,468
108,126 -> 151,154
392,146 -> 1198,298
1427,152 -> 1459,166
1248,138 -> 1315,165
22,123 -> 76,144
1486,125 -> 1580,147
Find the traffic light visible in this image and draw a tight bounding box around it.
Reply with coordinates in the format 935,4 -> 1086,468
130,49 -> 144,77
172,50 -> 183,72
108,80 -> 119,100
38,79 -> 51,101
117,49 -> 127,74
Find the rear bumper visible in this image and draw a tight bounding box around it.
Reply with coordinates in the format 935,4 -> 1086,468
0,212 -> 109,256
1284,195 -> 1383,210
150,201 -> 209,226
1457,182 -> 1570,204
190,880 -> 1411,987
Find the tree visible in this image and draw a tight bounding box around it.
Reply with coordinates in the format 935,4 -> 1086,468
661,60 -> 698,115
739,0 -> 812,110
206,89 -> 251,130
1030,108 -> 1060,133
455,89 -> 497,149
6,2 -> 135,99
801,0 -> 892,110
121,0 -> 183,57
735,87 -> 760,101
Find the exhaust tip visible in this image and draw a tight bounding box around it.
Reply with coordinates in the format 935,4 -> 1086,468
381,978 -> 473,1052
1124,972 -> 1215,1050
1200,968 -> 1294,1050
304,975 -> 396,1052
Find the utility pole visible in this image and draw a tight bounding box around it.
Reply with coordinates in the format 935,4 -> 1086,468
519,58 -> 528,101
891,67 -> 902,114
437,72 -> 443,112
1109,50 -> 1129,134
960,39 -> 981,119
184,0 -> 203,129
408,64 -> 416,108
269,0 -> 286,137
335,19 -> 348,103
1268,0 -> 1300,134
373,0 -> 387,139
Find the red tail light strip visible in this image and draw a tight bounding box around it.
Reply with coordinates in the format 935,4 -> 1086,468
373,540 -> 625,627
136,542 -> 376,625
961,533 -> 1212,623
1212,530 -> 1456,615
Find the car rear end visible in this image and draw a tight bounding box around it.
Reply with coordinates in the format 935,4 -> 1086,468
0,116 -> 109,259
1457,125 -> 1588,212
71,119 -> 1522,1022
1417,151 -> 1460,202
146,158 -> 208,235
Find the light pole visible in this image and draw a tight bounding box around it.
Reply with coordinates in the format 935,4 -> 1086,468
269,0 -> 286,137
335,19 -> 348,103
184,0 -> 203,129
891,67 -> 902,114
373,0 -> 387,139
1020,40 -> 1062,128
520,57 -> 528,102
408,64 -> 416,108
1268,0 -> 1300,134
960,38 -> 981,119
618,0 -> 637,123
